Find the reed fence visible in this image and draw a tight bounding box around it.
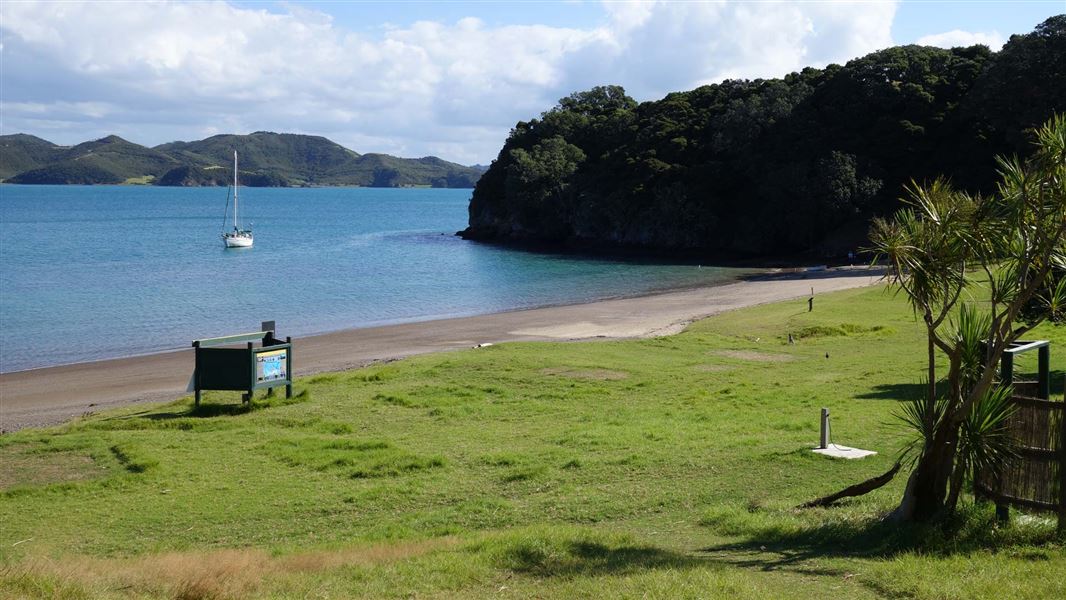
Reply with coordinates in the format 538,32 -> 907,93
975,392 -> 1065,529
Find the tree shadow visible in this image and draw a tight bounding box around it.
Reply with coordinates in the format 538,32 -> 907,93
739,266 -> 888,282
697,504 -> 1061,578
499,539 -> 704,578
856,381 -> 945,401
699,515 -> 902,573
858,371 -> 1064,401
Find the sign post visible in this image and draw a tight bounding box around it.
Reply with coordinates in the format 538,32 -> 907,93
192,328 -> 293,406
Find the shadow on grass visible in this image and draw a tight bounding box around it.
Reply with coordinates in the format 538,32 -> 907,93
856,380 -> 946,401
500,539 -> 703,578
738,266 -> 888,283
89,389 -> 310,426
165,390 -> 310,418
858,372 -> 1063,401
487,505 -> 1059,586
698,503 -> 1062,577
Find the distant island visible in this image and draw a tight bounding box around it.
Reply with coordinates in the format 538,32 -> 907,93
0,131 -> 485,188
462,15 -> 1065,256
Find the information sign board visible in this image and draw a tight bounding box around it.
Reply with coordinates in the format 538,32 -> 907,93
256,349 -> 288,383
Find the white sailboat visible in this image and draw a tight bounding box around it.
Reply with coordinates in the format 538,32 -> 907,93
221,150 -> 253,248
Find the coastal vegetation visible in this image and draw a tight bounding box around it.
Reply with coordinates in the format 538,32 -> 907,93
463,16 -> 1066,256
2,282 -> 1064,598
867,115 -> 1066,522
0,132 -> 483,188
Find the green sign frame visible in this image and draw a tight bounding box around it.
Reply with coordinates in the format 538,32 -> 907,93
192,331 -> 293,405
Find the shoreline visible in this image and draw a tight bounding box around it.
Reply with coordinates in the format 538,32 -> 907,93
0,265 -> 752,377
0,266 -> 883,432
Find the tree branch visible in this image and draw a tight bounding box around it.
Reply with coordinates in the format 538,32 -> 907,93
798,463 -> 902,508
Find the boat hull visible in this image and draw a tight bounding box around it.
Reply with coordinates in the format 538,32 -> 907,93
223,233 -> 253,248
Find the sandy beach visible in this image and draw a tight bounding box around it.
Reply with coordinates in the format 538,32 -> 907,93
0,267 -> 883,431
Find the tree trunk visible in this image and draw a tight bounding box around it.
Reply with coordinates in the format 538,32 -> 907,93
946,456 -> 967,512
926,320 -> 937,407
894,419 -> 960,521
800,463 -> 902,508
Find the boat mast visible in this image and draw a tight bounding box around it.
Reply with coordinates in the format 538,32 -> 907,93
233,150 -> 239,231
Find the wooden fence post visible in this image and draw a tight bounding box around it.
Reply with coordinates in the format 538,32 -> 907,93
1038,345 -> 1050,400
193,340 -> 201,407
1059,397 -> 1065,534
998,351 -> 1014,523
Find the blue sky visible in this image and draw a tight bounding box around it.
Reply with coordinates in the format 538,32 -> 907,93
2,1 -> 1063,164
891,1 -> 1061,43
237,1 -> 1060,39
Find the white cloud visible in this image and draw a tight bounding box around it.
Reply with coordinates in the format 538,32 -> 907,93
916,29 -> 1004,50
0,0 -> 899,164
4,101 -> 114,119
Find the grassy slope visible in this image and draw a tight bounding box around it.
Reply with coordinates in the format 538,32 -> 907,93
6,136 -> 180,184
154,133 -> 482,187
0,134 -> 63,180
155,133 -> 360,182
1,284 -> 1064,599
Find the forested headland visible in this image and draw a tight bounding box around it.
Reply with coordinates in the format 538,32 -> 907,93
462,16 -> 1065,257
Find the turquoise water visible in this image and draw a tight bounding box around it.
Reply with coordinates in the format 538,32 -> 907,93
0,185 -> 746,372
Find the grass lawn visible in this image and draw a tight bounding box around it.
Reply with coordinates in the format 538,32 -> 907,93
2,283 -> 1064,599
121,176 -> 155,185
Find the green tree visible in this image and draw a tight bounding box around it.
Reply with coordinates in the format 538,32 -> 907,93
463,18 -> 1062,256
870,115 -> 1066,521
553,85 -> 637,117
505,136 -> 586,237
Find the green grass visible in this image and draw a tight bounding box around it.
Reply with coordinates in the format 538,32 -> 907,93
1,284 -> 1064,599
121,175 -> 155,185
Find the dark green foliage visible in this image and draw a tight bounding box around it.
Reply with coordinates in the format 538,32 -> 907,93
464,17 -> 1066,256
1022,266 -> 1066,324
505,136 -> 586,239
963,16 -> 1066,158
6,160 -> 124,185
958,385 -> 1017,481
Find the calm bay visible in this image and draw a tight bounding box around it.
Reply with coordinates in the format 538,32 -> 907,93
0,185 -> 746,372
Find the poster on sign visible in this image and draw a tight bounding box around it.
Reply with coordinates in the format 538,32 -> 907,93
256,349 -> 287,383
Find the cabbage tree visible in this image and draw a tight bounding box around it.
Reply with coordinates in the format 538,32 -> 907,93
870,114 -> 1066,522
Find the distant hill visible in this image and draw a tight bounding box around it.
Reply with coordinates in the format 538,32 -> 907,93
154,164 -> 289,187
154,132 -> 360,184
320,153 -> 482,188
6,135 -> 182,184
6,161 -> 125,185
1,131 -> 482,188
0,134 -> 64,179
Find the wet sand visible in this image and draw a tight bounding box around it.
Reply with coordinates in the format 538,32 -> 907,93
0,267 -> 883,431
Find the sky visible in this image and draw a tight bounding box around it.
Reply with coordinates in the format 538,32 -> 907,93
1,1 -> 1063,165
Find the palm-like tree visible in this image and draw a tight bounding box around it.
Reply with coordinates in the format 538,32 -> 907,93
871,114 -> 1066,522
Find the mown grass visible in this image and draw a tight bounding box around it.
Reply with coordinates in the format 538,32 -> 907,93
121,175 -> 155,185
1,283 -> 1064,599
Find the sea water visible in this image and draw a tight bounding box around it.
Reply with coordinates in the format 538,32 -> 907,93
0,185 -> 747,372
